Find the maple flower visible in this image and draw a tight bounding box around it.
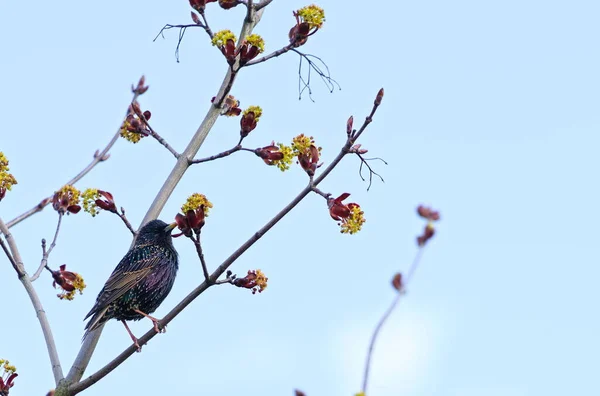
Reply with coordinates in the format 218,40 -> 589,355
292,134 -> 322,176
289,4 -> 325,47
416,205 -> 440,247
233,269 -> 268,294
240,105 -> 263,137
51,264 -> 86,300
214,94 -> 242,116
189,0 -> 217,12
120,104 -> 151,143
327,193 -> 366,234
0,152 -> 17,202
0,359 -> 18,394
52,185 -> 81,214
255,142 -> 294,171
218,0 -> 239,9
212,29 -> 238,64
175,193 -> 213,237
82,189 -> 117,216
239,34 -> 265,65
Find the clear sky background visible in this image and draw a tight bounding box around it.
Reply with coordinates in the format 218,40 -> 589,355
1,1 -> 599,395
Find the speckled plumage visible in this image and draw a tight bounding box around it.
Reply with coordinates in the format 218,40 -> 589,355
84,220 -> 178,337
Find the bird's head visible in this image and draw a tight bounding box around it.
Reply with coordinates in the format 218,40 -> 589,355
136,219 -> 178,245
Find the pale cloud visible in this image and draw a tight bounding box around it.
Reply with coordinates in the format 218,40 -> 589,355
332,308 -> 442,396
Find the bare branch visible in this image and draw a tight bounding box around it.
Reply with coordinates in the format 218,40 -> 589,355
361,247 -> 425,395
190,233 -> 211,283
356,154 -> 387,191
117,207 -> 137,236
7,91 -> 141,229
310,186 -> 331,199
153,24 -> 204,63
0,218 -> 64,385
245,43 -> 294,67
31,213 -> 63,281
190,145 -> 257,164
0,236 -> 19,274
292,49 -> 341,101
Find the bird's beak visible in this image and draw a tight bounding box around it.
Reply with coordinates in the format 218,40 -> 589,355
164,222 -> 178,232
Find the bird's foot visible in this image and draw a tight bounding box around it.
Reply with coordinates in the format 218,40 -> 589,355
134,309 -> 166,333
133,338 -> 142,353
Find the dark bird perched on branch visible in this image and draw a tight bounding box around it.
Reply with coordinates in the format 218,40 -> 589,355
84,219 -> 179,351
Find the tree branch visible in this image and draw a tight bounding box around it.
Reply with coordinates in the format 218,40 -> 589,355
190,233 -> 210,282
245,43 -> 294,67
117,207 -> 137,236
0,218 -> 64,385
65,7 -> 269,387
361,246 -> 426,394
31,213 -> 63,282
68,89 -> 382,394
6,91 -> 141,229
131,104 -> 180,159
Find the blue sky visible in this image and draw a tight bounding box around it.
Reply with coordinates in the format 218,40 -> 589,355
1,0 -> 599,395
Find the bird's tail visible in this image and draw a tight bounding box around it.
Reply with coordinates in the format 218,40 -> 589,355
82,306 -> 109,342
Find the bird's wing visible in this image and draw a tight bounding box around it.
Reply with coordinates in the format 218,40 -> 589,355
84,245 -> 162,320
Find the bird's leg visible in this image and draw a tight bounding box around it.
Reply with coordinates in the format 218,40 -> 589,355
121,320 -> 142,352
134,309 -> 165,333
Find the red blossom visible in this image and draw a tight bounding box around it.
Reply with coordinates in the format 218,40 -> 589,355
255,143 -> 284,165
189,0 -> 217,12
391,273 -> 403,291
417,223 -> 435,247
218,0 -> 238,9
174,208 -> 205,237
95,190 -> 117,213
298,144 -> 321,176
240,111 -> 258,137
51,264 -> 78,292
328,193 -> 352,221
238,43 -> 260,65
417,205 -> 440,221
52,190 -> 81,214
0,372 -> 18,393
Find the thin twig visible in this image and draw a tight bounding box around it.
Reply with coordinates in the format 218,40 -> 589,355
245,44 -> 294,67
310,186 -> 331,199
0,236 -> 19,274
0,218 -> 64,384
31,213 -> 63,281
357,154 -> 386,191
199,11 -> 214,39
7,92 -> 141,229
117,207 -> 137,236
68,90 -> 383,395
131,105 -> 180,159
153,24 -> 204,62
292,49 -> 341,101
190,233 -> 211,282
190,145 -> 256,164
361,246 -> 425,394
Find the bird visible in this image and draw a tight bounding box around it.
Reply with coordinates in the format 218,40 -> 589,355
84,219 -> 179,351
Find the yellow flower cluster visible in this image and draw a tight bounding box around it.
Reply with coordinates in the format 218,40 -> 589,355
212,29 -> 237,47
0,152 -> 17,195
243,105 -> 263,120
275,143 -> 294,171
0,359 -> 17,375
340,205 -> 366,234
254,269 -> 268,293
245,34 -> 265,53
120,120 -> 144,143
182,193 -> 213,216
291,134 -> 321,156
58,273 -> 86,301
56,185 -> 81,207
297,4 -> 326,28
82,188 -> 101,216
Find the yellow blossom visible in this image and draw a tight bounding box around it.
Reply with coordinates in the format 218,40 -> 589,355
275,143 -> 294,171
120,120 -> 144,143
297,4 -> 326,28
182,193 -> 213,216
0,152 -> 17,197
243,105 -> 263,120
81,188 -> 101,216
245,34 -> 265,53
212,30 -> 237,47
254,269 -> 268,293
340,204 -> 366,234
55,185 -> 80,207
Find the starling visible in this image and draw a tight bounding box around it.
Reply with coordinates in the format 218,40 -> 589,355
84,219 -> 179,350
